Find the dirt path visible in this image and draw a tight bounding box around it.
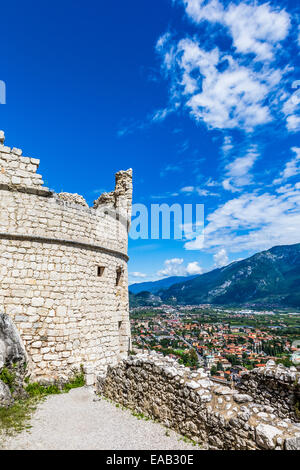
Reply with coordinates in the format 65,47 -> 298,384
1,387 -> 200,450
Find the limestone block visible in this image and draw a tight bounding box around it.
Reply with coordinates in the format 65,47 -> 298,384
285,436 -> 300,450
255,424 -> 282,450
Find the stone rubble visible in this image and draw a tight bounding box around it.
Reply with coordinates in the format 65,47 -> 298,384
57,192 -> 89,207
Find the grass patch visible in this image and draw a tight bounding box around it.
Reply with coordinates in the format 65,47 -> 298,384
25,366 -> 85,398
179,435 -> 198,447
0,366 -> 85,441
0,398 -> 39,438
25,382 -> 61,397
62,367 -> 85,392
131,410 -> 150,421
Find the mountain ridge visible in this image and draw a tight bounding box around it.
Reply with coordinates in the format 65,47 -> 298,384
159,243 -> 300,307
130,243 -> 300,308
129,274 -> 198,295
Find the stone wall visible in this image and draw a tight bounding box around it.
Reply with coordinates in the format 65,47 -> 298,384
97,352 -> 300,450
0,133 -> 132,382
237,361 -> 300,422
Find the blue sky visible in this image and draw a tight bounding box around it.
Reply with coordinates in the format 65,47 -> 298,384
1,0 -> 300,284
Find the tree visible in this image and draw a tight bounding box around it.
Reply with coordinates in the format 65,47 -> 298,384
276,357 -> 293,368
226,354 -> 241,366
189,349 -> 199,368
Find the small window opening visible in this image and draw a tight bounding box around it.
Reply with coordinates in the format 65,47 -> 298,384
116,267 -> 122,286
97,266 -> 105,277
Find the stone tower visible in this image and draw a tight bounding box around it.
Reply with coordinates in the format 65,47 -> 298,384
0,131 -> 132,382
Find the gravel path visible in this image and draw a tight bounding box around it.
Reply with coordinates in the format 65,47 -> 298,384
1,387 -> 200,450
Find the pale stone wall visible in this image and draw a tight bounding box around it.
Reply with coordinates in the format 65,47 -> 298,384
97,352 -> 300,450
0,135 -> 132,382
236,361 -> 300,422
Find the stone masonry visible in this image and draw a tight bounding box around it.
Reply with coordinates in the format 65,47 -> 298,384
0,131 -> 132,383
97,352 -> 300,450
236,360 -> 300,422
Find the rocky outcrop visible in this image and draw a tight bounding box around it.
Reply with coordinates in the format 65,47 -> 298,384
0,314 -> 27,367
0,380 -> 12,407
237,360 -> 300,422
0,314 -> 28,404
96,352 -> 300,450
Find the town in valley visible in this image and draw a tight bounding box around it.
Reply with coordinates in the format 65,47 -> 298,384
130,304 -> 300,384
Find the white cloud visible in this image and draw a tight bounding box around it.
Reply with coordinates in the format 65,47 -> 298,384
185,183 -> 300,252
213,248 -> 229,268
224,2 -> 290,61
157,258 -> 184,277
273,147 -> 300,184
150,191 -> 180,199
205,177 -> 219,187
156,32 -> 172,52
185,43 -> 273,130
222,178 -> 239,193
286,115 -> 300,133
157,1 -> 296,134
182,0 -> 224,24
181,0 -> 290,61
160,163 -> 182,178
181,186 -> 195,193
152,1 -> 300,261
186,261 -> 203,275
222,145 -> 259,191
117,118 -> 148,137
180,185 -> 219,196
196,188 -> 215,197
130,272 -> 147,278
222,135 -> 233,155
157,258 -> 202,277
282,89 -> 300,132
152,107 -> 173,122
158,36 -> 277,131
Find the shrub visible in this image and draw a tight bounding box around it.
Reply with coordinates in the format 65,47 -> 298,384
0,368 -> 16,393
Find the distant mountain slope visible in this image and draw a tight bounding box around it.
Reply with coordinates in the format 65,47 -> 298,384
129,291 -> 162,308
160,243 -> 300,307
129,275 -> 198,295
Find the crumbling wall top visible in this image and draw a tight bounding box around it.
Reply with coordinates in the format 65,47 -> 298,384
0,131 -> 132,212
57,192 -> 89,207
93,168 -> 133,209
0,131 -> 133,255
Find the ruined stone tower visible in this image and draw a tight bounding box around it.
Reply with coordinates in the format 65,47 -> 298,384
0,131 -> 132,382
